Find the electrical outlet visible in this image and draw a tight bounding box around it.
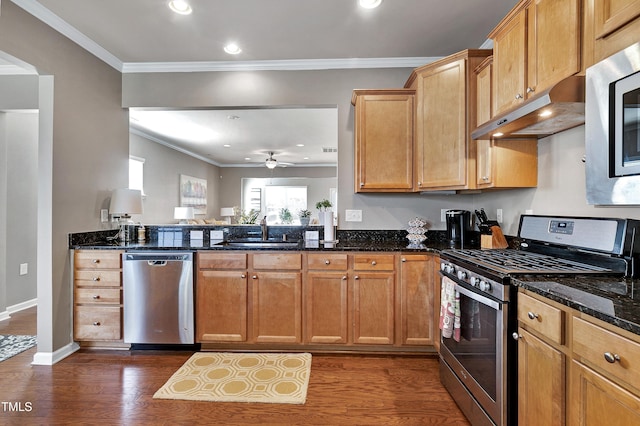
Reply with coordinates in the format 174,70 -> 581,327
497,209 -> 503,223
345,209 -> 362,222
19,263 -> 28,276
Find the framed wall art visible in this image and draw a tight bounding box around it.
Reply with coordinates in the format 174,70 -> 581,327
180,174 -> 207,215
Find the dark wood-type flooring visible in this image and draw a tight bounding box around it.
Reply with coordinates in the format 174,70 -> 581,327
0,307 -> 470,425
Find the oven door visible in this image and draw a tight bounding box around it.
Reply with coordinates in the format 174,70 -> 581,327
439,275 -> 509,426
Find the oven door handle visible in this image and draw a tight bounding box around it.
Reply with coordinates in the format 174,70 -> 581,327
454,282 -> 501,311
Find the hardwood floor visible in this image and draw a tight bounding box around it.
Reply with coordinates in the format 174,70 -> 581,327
0,307 -> 470,425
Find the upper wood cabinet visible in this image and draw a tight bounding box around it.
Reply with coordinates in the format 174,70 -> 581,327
352,89 -> 415,193
490,0 -> 581,117
406,50 -> 491,191
588,0 -> 640,64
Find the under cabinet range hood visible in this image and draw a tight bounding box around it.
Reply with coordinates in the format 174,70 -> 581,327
471,75 -> 585,140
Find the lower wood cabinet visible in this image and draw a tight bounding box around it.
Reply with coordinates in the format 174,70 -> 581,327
197,251 -> 437,353
73,250 -> 123,342
517,288 -> 640,425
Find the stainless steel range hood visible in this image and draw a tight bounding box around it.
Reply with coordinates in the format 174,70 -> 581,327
471,75 -> 585,140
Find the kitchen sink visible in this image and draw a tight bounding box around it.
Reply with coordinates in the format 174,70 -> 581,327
215,239 -> 301,248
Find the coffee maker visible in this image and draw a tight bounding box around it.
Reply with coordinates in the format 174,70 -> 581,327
446,210 -> 474,248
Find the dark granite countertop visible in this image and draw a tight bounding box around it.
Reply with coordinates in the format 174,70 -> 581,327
513,275 -> 640,336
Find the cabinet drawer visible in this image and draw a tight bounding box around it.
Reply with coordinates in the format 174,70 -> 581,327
307,253 -> 348,270
573,317 -> 640,388
74,306 -> 121,340
75,288 -> 121,305
74,250 -> 122,269
518,292 -> 564,345
198,253 -> 247,269
353,254 -> 395,271
253,253 -> 302,270
74,270 -> 121,287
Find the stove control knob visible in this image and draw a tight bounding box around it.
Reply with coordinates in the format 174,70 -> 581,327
470,277 -> 478,287
440,262 -> 447,272
479,281 -> 491,292
457,270 -> 467,280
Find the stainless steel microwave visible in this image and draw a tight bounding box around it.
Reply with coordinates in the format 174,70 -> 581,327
586,42 -> 640,205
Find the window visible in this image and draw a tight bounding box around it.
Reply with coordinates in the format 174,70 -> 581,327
264,186 -> 307,225
129,156 -> 145,195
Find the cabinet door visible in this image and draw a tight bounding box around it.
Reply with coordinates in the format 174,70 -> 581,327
305,272 -> 348,344
415,58 -> 468,188
518,328 -> 565,425
353,272 -> 395,345
197,270 -> 248,342
398,255 -> 435,346
595,0 -> 640,39
493,9 -> 527,115
527,0 -> 580,98
353,90 -> 415,192
569,360 -> 640,425
252,272 -> 302,343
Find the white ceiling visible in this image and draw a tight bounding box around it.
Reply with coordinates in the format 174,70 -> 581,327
10,0 -> 519,167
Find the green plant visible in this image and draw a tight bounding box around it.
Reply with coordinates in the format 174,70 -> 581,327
298,209 -> 311,218
235,208 -> 260,224
315,199 -> 332,211
279,208 -> 293,224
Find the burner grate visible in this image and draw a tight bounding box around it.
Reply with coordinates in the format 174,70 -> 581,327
448,249 -> 612,274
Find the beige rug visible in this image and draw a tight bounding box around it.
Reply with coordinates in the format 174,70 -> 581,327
153,352 -> 311,404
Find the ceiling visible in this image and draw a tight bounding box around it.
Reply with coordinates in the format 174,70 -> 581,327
10,0 -> 519,167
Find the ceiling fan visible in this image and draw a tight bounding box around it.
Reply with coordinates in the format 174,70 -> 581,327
265,151 -> 294,169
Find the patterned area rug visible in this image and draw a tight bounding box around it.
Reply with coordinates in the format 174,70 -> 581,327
153,352 -> 311,404
0,335 -> 37,362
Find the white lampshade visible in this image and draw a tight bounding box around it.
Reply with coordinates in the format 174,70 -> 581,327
220,207 -> 235,217
174,206 -> 195,220
109,189 -> 143,216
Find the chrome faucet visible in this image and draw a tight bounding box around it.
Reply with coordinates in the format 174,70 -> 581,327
260,216 -> 268,240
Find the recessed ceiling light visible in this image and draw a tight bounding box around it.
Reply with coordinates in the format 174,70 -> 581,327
168,0 -> 192,15
296,144 -> 305,147
303,157 -> 310,160
223,144 -> 231,148
359,0 -> 382,9
244,157 -> 251,161
224,43 -> 242,55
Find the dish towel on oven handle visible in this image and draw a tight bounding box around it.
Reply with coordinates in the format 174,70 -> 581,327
439,276 -> 461,342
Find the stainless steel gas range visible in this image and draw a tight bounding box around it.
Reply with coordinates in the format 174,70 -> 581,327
438,215 -> 640,426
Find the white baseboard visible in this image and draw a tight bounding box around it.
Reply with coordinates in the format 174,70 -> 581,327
32,341 -> 80,366
0,298 -> 37,322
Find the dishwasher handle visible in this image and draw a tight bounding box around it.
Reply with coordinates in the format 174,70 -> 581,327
124,252 -> 193,262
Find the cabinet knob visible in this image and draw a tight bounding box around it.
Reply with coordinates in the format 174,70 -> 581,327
342,276 -> 347,280
252,275 -> 258,279
515,93 -> 523,100
354,275 -> 360,280
482,176 -> 489,181
527,312 -> 539,320
93,321 -> 101,326
604,352 -> 621,363
418,182 -> 422,187
526,87 -> 535,94
360,182 -> 364,187
92,277 -> 101,282
92,295 -> 100,300
325,260 -> 331,265
512,332 -> 522,340
371,260 -> 377,266
92,259 -> 100,264
241,274 -> 246,278
401,258 -> 406,262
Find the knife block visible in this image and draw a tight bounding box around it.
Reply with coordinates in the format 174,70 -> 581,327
481,225 -> 509,249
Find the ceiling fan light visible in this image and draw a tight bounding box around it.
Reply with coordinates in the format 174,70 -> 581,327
359,0 -> 382,9
224,43 -> 242,55
168,0 -> 192,15
265,158 -> 278,169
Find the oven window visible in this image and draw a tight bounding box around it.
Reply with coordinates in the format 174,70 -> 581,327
442,293 -> 498,400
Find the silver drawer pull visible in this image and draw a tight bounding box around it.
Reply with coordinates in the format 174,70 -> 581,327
252,275 -> 258,279
371,260 -> 377,266
342,276 -> 347,280
92,277 -> 101,282
604,352 -> 621,363
93,321 -> 101,326
325,260 -> 331,265
92,295 -> 100,300
527,312 -> 539,320
241,274 -> 246,278
512,332 -> 522,340
354,275 -> 359,280
92,259 -> 100,264
515,93 -> 523,100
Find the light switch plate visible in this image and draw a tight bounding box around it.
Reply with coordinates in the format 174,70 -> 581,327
190,230 -> 204,240
100,209 -> 109,223
19,263 -> 28,276
305,230 -> 319,241
345,209 -> 362,222
210,230 -> 224,240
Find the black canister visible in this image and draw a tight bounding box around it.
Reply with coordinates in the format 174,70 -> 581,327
446,210 -> 473,248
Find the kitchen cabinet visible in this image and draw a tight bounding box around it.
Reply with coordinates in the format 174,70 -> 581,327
474,56 -> 538,189
304,253 -> 349,344
351,89 -> 415,193
516,292 -> 566,425
197,253 -> 248,342
406,50 -> 491,190
589,0 -> 640,63
251,253 -> 303,343
73,250 -> 123,342
490,0 -> 580,117
517,288 -> 640,425
398,254 -> 436,346
352,254 -> 395,345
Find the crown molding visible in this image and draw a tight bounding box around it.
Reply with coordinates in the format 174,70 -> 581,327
121,57 -> 440,73
11,0 -> 123,71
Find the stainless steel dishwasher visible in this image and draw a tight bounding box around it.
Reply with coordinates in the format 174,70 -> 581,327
123,252 -> 194,345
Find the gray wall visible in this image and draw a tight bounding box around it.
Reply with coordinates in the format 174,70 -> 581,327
0,1 -> 128,353
2,111 -> 38,308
